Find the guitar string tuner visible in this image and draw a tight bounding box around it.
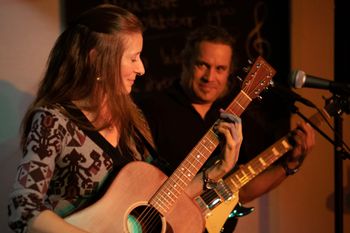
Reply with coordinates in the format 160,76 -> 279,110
236,76 -> 243,82
247,59 -> 253,65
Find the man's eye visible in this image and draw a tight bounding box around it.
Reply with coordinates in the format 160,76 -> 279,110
196,63 -> 207,69
217,67 -> 226,72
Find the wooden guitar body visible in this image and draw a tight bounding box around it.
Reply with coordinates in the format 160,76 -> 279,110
65,161 -> 204,233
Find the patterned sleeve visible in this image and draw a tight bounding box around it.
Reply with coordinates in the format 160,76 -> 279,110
8,109 -> 66,233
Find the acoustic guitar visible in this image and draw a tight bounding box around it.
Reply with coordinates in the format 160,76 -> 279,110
64,56 -> 276,233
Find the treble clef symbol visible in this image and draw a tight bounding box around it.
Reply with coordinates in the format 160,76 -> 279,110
246,2 -> 271,59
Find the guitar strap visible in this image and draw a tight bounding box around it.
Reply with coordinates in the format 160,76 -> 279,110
134,127 -> 173,176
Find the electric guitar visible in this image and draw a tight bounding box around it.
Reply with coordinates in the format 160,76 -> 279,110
64,56 -> 276,233
195,97 -> 343,233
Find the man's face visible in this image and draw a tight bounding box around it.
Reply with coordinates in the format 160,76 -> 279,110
190,41 -> 232,104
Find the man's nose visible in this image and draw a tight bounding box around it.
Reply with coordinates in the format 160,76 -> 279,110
203,68 -> 216,81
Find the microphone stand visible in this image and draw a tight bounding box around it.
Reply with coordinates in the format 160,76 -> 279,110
334,111 -> 343,233
290,95 -> 350,233
332,93 -> 350,233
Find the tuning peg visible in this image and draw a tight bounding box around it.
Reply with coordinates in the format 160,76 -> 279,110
236,76 -> 243,82
247,59 -> 253,65
242,67 -> 249,73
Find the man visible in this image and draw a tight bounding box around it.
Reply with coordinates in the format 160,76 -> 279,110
133,25 -> 315,231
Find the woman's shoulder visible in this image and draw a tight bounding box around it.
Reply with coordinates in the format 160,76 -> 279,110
30,104 -> 72,129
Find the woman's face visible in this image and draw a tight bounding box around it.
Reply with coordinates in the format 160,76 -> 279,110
121,32 -> 145,93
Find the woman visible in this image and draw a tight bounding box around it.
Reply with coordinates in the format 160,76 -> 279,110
8,4 -> 242,233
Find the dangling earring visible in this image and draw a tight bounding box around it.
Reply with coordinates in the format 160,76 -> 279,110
96,74 -> 102,81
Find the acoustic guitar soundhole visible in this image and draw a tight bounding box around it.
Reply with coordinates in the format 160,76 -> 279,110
127,204 -> 164,233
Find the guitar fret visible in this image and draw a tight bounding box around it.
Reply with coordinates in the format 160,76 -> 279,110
232,99 -> 244,111
152,202 -> 170,215
247,165 -> 256,175
152,195 -> 172,213
181,166 -> 195,180
164,184 -> 181,199
191,148 -> 206,163
226,92 -> 251,116
182,160 -> 199,175
173,169 -> 191,184
165,179 -> 181,195
241,90 -> 252,101
237,171 -> 249,185
271,147 -> 279,156
227,177 -> 240,190
281,139 -> 291,149
199,138 -> 217,152
258,157 -> 267,166
154,183 -> 181,212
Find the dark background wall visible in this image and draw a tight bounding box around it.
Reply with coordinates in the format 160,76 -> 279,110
62,0 -> 290,90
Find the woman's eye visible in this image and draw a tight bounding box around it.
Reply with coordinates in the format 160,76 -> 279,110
132,55 -> 141,63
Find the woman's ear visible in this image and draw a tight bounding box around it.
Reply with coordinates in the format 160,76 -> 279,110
88,48 -> 97,64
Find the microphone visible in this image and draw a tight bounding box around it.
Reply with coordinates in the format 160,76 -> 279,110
270,83 -> 316,108
289,70 -> 350,94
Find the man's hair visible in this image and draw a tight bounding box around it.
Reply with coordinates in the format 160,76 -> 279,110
181,25 -> 236,73
180,25 -> 237,99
